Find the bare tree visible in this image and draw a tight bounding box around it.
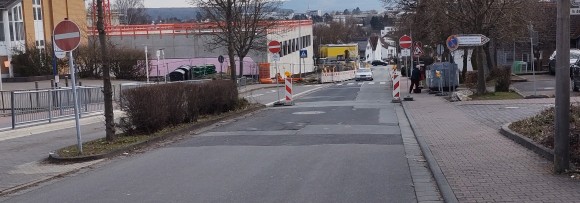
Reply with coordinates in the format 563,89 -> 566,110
383,0 -> 536,95
96,0 -> 116,141
191,0 -> 281,80
113,0 -> 150,25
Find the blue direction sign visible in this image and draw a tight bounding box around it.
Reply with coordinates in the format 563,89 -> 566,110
300,49 -> 307,58
446,35 -> 459,51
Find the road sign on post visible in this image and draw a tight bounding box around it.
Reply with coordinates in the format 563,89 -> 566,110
446,35 -> 459,51
457,34 -> 490,46
54,19 -> 83,154
268,41 -> 281,54
401,49 -> 411,57
54,20 -> 81,52
300,50 -> 307,58
437,44 -> 445,56
399,35 -> 412,49
218,55 -> 224,63
413,42 -> 424,57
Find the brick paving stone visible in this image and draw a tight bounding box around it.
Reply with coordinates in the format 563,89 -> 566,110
400,78 -> 580,202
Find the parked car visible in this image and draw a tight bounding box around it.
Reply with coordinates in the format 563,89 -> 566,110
371,60 -> 388,66
548,49 -> 580,75
355,68 -> 374,81
570,59 -> 580,91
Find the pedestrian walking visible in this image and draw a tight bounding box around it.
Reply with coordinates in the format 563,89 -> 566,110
410,65 -> 421,94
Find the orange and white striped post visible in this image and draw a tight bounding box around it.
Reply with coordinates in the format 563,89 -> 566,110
392,72 -> 401,103
285,77 -> 294,105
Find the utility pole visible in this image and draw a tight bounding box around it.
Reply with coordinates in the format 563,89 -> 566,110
144,45 -> 149,83
554,0 -> 570,174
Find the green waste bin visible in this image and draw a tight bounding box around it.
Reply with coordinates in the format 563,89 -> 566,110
512,61 -> 525,74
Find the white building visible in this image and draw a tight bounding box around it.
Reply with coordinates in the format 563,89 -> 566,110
306,10 -> 322,17
267,20 -> 314,78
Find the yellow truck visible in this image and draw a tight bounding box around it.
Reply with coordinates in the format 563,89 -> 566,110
319,44 -> 359,61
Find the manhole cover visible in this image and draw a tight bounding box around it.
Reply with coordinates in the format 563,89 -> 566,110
292,111 -> 326,115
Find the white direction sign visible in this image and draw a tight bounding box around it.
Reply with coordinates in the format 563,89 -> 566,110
573,0 -> 580,15
401,49 -> 411,57
272,53 -> 280,61
458,34 -> 490,46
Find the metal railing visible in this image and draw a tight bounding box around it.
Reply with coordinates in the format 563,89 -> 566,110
9,86 -> 105,129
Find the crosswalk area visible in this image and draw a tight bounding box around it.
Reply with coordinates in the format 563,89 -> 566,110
334,81 -> 389,86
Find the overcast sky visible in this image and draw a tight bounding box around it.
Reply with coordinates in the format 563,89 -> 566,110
143,0 -> 384,12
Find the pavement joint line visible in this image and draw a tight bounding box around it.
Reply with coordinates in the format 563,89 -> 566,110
401,102 -> 459,203
265,84 -> 330,107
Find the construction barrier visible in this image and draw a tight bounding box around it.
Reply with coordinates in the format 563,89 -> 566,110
285,78 -> 293,105
320,70 -> 356,83
392,71 -> 401,102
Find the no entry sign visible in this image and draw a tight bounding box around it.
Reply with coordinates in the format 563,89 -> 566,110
399,35 -> 412,49
268,41 -> 281,54
54,20 -> 81,52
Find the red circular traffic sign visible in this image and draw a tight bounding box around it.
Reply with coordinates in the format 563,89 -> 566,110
54,20 -> 81,52
399,35 -> 412,49
268,41 -> 281,53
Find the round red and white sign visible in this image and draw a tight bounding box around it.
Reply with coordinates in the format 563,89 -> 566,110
399,35 -> 412,49
268,41 -> 281,54
53,20 -> 81,52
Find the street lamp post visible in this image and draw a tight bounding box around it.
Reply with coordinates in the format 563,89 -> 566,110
144,45 -> 149,83
161,49 -> 166,83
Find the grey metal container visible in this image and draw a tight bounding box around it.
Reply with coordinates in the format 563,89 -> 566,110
426,62 -> 459,91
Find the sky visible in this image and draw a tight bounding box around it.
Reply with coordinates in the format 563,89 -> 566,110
143,0 -> 385,13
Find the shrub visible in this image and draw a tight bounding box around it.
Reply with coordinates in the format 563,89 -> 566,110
12,45 -> 56,77
494,66 -> 512,92
119,80 -> 240,135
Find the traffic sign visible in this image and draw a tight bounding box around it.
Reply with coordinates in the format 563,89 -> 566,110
437,44 -> 445,55
457,34 -> 490,46
446,35 -> 459,51
272,53 -> 280,61
268,41 -> 281,53
401,49 -> 411,57
414,41 -> 422,48
218,55 -> 224,63
300,49 -> 307,58
399,35 -> 412,49
413,46 -> 424,57
53,20 -> 81,52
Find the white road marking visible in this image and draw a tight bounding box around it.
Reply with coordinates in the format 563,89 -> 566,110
244,94 -> 264,98
265,85 -> 328,106
380,82 -> 386,85
369,82 -> 375,85
347,83 -> 354,85
336,84 -> 343,86
358,82 -> 364,85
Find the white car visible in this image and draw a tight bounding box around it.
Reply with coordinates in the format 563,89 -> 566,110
355,68 -> 373,81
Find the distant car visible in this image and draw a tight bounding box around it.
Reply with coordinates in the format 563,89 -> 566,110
371,60 -> 388,66
549,49 -> 580,75
355,68 -> 373,81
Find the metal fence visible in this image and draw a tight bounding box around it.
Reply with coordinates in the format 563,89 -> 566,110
9,86 -> 104,129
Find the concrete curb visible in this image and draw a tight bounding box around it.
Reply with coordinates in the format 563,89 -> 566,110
500,123 -> 554,161
238,85 -> 279,94
401,102 -> 459,203
48,104 -> 266,163
499,123 -> 580,164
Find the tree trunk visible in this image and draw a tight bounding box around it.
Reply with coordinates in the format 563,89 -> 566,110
228,46 -> 236,82
238,56 -> 244,78
462,48 -> 468,82
484,43 -> 494,75
97,0 -> 116,141
476,46 -> 487,94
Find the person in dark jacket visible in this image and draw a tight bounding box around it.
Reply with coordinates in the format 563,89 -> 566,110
410,65 -> 421,94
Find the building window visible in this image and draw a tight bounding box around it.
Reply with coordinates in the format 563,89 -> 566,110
9,4 -> 24,41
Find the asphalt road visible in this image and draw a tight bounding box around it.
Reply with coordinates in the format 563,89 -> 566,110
511,74 -> 580,97
1,66 -> 416,202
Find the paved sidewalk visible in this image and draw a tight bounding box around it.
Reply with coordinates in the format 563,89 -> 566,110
400,77 -> 580,202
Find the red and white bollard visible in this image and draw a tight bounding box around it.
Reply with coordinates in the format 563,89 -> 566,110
285,78 -> 293,105
392,72 -> 401,103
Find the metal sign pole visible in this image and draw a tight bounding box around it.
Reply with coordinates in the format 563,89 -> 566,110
69,51 -> 82,154
276,61 -> 280,102
531,34 -> 537,96
145,45 -> 149,83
